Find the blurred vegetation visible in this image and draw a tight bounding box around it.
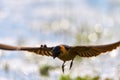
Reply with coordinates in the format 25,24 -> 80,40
75,76 -> 100,80
59,74 -> 101,80
39,65 -> 52,76
59,74 -> 72,80
39,64 -> 58,77
3,63 -> 10,74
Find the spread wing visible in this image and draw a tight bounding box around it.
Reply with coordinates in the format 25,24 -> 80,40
20,46 -> 53,56
0,44 -> 53,56
69,41 -> 120,57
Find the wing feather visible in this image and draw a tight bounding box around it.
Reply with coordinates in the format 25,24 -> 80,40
70,41 -> 120,57
0,43 -> 53,57
20,47 -> 53,56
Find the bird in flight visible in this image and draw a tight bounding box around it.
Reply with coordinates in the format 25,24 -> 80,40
0,41 -> 120,73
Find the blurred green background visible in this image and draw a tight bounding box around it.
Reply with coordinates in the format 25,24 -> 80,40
0,0 -> 120,80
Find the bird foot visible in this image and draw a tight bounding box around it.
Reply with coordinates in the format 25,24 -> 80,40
62,61 -> 65,73
69,59 -> 74,70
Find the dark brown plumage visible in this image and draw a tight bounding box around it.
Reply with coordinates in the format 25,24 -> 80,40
0,41 -> 120,72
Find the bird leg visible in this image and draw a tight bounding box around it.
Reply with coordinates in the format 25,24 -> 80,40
69,59 -> 74,70
62,61 -> 65,73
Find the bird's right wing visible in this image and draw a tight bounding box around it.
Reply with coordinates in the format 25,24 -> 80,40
20,46 -> 53,56
69,41 -> 120,57
0,44 -> 53,56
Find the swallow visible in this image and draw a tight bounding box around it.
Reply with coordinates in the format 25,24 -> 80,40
0,41 -> 120,73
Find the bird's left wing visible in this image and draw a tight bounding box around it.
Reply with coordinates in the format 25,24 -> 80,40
0,44 -> 53,56
69,41 -> 120,57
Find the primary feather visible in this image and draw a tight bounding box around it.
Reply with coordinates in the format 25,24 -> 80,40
0,44 -> 53,56
69,41 -> 120,57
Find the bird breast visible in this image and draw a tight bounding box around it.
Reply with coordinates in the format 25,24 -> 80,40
58,51 -> 75,61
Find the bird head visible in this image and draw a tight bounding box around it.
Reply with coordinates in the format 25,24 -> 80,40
52,46 -> 61,59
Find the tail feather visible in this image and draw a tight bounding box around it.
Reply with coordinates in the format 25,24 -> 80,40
0,44 -> 20,50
